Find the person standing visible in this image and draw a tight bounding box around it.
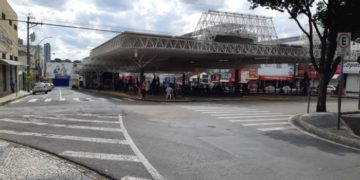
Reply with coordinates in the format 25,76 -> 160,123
10,79 -> 15,93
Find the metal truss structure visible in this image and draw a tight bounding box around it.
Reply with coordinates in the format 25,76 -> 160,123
192,10 -> 278,43
89,32 -> 316,60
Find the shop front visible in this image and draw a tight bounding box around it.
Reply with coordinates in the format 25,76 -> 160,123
343,61 -> 360,93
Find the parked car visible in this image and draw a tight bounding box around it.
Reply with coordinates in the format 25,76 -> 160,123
32,82 -> 48,95
265,85 -> 275,93
327,85 -> 336,94
44,83 -> 53,91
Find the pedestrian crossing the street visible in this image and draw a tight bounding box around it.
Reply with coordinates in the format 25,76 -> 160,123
0,113 -> 160,180
179,105 -> 295,132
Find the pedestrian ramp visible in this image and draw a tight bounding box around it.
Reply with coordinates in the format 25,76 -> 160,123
178,105 -> 295,132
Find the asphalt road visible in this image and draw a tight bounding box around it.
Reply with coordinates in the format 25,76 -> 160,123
1,87 -> 360,180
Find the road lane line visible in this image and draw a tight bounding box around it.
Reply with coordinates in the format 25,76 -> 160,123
85,97 -> 95,101
59,151 -> 140,162
257,126 -> 295,131
193,109 -> 253,111
211,113 -> 284,116
218,115 -> 291,119
10,99 -> 24,104
0,129 -> 127,144
27,115 -> 118,122
25,115 -> 119,124
242,122 -> 289,126
119,114 -> 164,180
73,98 -> 80,101
44,98 -> 52,102
28,99 -> 38,103
201,111 -> 269,114
121,176 -> 152,180
229,118 -> 289,122
0,118 -> 122,132
59,88 -> 65,101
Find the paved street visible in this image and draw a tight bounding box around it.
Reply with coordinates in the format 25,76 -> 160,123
1,87 -> 360,179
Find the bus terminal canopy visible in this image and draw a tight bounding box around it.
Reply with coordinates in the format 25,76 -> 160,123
81,11 -> 318,73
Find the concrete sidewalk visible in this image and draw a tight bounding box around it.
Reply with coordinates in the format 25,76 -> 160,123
291,112 -> 360,150
0,91 -> 29,106
0,139 -> 105,179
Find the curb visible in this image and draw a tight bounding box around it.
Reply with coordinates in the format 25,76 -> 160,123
0,137 -> 112,180
0,93 -> 30,106
290,114 -> 360,151
80,89 -> 194,103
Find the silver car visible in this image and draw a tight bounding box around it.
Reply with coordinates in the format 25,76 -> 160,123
32,82 -> 48,95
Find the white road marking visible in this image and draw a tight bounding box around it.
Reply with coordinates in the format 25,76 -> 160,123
28,99 -> 38,103
98,98 -> 106,101
111,97 -> 123,101
202,111 -> 269,114
124,98 -> 135,102
119,114 -> 164,180
86,97 -> 95,101
59,88 -> 65,101
11,99 -> 24,104
73,98 -> 80,101
25,115 -> 119,124
257,126 -> 295,131
57,114 -> 118,119
241,122 -> 289,126
0,118 -> 122,132
44,98 -> 52,102
211,113 -> 284,116
218,115 -> 291,119
0,129 -> 127,144
121,176 -> 152,180
229,118 -> 290,122
59,151 -> 140,162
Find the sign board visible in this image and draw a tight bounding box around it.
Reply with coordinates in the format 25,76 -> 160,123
46,62 -> 73,79
343,62 -> 360,74
337,32 -> 351,56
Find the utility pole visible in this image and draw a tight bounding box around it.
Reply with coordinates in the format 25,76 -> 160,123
26,16 -> 30,91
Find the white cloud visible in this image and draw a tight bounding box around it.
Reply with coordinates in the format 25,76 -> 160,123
7,0 -> 306,61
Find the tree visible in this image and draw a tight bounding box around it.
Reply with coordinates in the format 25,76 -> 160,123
248,0 -> 360,112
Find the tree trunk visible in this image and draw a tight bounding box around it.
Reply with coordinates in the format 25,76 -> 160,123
316,74 -> 329,112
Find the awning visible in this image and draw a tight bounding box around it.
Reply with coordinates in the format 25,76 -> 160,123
259,75 -> 294,81
0,59 -> 28,66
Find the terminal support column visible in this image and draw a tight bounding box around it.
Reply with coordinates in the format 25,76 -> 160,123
234,69 -> 240,94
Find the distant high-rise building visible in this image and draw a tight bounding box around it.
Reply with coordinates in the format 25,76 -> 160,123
44,43 -> 51,62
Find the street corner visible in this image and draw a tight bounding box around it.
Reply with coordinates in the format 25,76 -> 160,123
290,113 -> 360,151
0,91 -> 30,106
0,139 -> 106,180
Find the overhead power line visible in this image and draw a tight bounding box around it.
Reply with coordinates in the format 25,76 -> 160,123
2,18 -> 122,33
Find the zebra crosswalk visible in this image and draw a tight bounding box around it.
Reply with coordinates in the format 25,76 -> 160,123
10,97 -> 137,104
179,105 -> 295,132
0,113 -> 157,180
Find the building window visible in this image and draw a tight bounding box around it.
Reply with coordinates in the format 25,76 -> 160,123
15,56 -> 18,61
14,24 -> 17,31
2,53 -> 6,59
9,20 -> 12,26
10,55 -> 13,60
1,12 -> 5,20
